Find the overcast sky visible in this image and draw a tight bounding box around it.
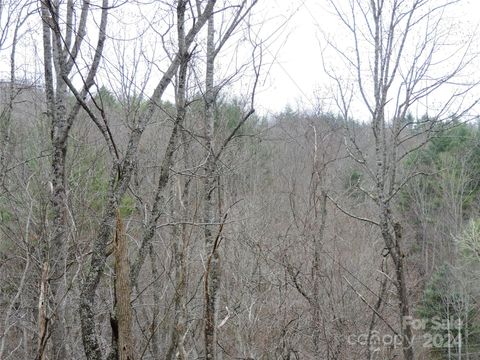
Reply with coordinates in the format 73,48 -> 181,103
1,0 -> 479,119
254,0 -> 480,117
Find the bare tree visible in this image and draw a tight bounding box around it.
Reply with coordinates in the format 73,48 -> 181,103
200,1 -> 259,358
327,0 -> 480,359
0,0 -> 32,186
39,0 -> 109,358
78,2 -> 217,359
164,5 -> 190,358
5,1 -> 480,359
129,0 -> 191,289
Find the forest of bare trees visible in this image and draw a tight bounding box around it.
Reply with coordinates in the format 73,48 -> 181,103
1,0 -> 480,359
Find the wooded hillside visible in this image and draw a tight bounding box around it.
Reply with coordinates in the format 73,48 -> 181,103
1,1 -> 479,359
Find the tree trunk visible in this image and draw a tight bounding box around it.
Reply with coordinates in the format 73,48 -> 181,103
41,2 -> 69,356
392,222 -> 414,360
203,12 -> 220,360
165,222 -> 188,360
79,2 -> 216,357
149,244 -> 160,358
49,132 -> 68,360
312,190 -> 327,356
40,1 -> 108,357
35,262 -> 49,360
113,211 -> 134,360
166,16 -> 189,357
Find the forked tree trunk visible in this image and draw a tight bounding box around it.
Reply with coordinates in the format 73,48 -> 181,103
79,3 -> 215,358
40,1 -> 108,357
41,3 -> 68,357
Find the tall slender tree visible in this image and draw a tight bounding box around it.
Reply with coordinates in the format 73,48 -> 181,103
39,1 -> 108,357
78,2 -> 217,358
327,1 -> 480,358
200,1 -> 259,357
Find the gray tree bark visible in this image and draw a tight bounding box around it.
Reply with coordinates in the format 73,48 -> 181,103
327,0 -> 474,358
165,4 -> 189,357
40,1 -> 108,357
79,2 -> 217,359
111,211 -> 133,360
203,13 -> 219,360
200,3 -> 259,357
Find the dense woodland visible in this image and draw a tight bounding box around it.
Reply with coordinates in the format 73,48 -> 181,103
1,0 -> 480,359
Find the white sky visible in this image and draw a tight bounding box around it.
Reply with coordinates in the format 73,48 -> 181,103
1,0 -> 480,119
253,1 -> 329,114
253,0 -> 480,117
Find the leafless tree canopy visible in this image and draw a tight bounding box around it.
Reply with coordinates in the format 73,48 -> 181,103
0,1 -> 479,359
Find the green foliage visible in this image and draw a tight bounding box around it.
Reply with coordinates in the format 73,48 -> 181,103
417,264 -> 480,359
456,219 -> 480,265
431,124 -> 472,154
68,152 -> 108,213
418,265 -> 455,323
0,207 -> 12,222
119,194 -> 135,217
344,169 -> 365,201
346,169 -> 362,188
218,99 -> 242,129
406,123 -> 477,167
401,123 -> 480,214
95,86 -> 118,108
68,149 -> 137,218
215,98 -> 259,136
